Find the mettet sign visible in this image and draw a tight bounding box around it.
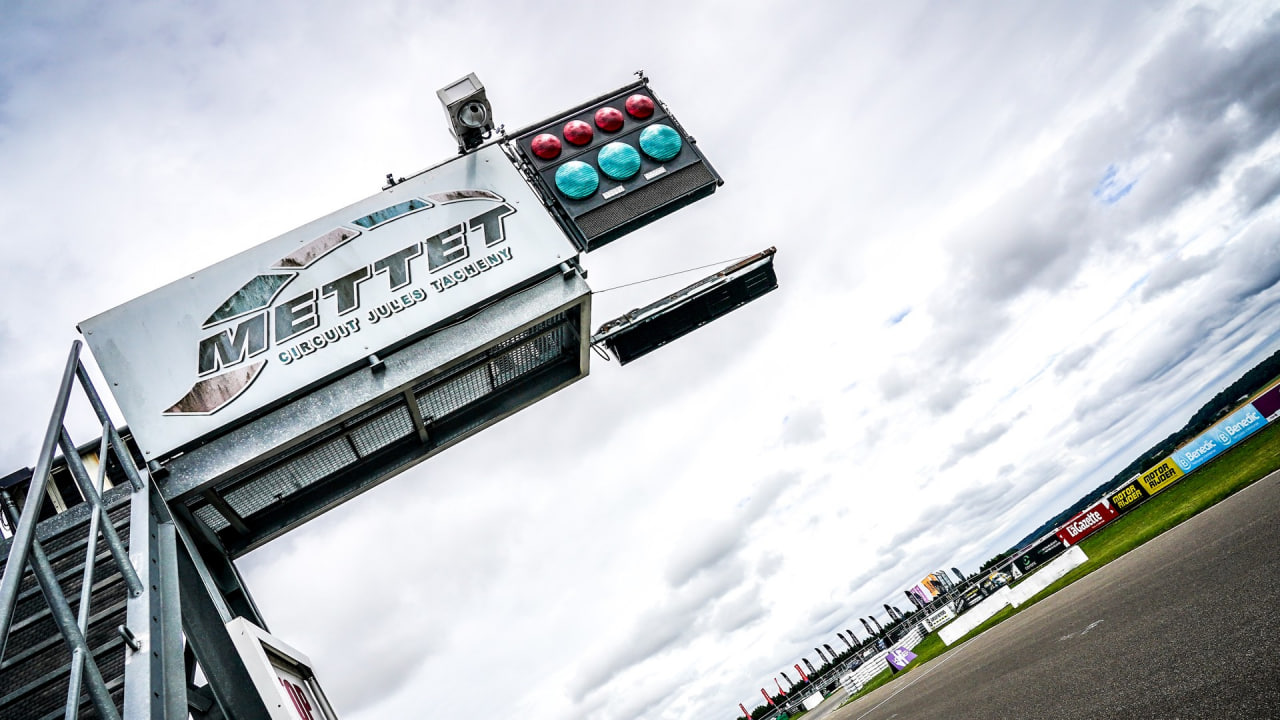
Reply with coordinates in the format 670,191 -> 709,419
80,145 -> 577,458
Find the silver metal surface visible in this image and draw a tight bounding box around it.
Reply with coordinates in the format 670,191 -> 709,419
0,342 -> 81,653
162,271 -> 591,555
80,144 -> 578,461
122,470 -> 157,719
58,427 -> 142,599
0,491 -> 121,720
64,427 -> 112,720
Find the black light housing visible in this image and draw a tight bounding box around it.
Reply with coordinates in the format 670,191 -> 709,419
509,78 -> 723,253
592,248 -> 778,365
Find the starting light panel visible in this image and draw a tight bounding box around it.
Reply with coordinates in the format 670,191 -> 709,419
510,79 -> 722,252
592,248 -> 777,365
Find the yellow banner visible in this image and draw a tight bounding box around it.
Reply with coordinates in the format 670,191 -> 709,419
1136,458 -> 1183,496
1111,482 -> 1145,511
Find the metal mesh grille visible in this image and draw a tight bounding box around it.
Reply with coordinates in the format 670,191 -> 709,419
416,313 -> 571,421
222,436 -> 358,517
492,324 -> 568,387
417,364 -> 493,422
347,405 -> 414,456
575,162 -> 715,238
181,306 -> 582,545
193,504 -> 230,532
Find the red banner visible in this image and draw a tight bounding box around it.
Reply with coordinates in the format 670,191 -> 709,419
1055,500 -> 1118,545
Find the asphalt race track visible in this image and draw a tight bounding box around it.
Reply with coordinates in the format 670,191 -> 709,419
830,468 -> 1280,720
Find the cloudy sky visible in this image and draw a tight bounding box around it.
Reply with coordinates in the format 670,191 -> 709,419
4,1 -> 1280,718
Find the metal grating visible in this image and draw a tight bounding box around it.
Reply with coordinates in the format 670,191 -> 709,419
417,364 -> 492,422
193,503 -> 230,532
222,436 -> 358,518
492,325 -> 567,387
182,305 -> 583,549
347,404 -> 414,456
416,312 -> 571,420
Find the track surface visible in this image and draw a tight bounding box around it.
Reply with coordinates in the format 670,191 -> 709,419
830,468 -> 1280,720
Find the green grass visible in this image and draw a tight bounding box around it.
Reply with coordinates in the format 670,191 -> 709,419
838,416 -> 1280,707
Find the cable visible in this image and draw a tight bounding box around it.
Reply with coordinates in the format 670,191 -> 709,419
591,255 -> 751,294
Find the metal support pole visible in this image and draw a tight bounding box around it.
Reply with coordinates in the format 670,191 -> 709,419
175,539 -> 274,720
0,341 -> 82,653
122,469 -> 158,718
121,469 -> 187,720
157,521 -> 188,719
0,490 -> 121,720
74,361 -> 144,492
64,429 -> 111,720
58,426 -> 144,598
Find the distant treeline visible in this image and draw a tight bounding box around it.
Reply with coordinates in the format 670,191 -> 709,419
990,344 -> 1280,566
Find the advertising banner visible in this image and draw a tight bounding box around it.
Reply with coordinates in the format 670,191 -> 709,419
1136,458 -> 1183,496
1250,382 -> 1280,421
1055,500 -> 1118,545
80,144 -> 578,459
1172,404 -> 1266,473
1109,479 -> 1148,513
924,605 -> 956,631
886,646 -> 918,671
1013,534 -> 1069,574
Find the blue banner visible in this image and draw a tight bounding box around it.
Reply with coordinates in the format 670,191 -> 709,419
1172,405 -> 1266,472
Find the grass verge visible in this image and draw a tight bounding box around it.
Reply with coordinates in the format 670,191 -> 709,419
838,417 -> 1280,708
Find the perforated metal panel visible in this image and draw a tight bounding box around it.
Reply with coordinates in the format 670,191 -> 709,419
574,163 -> 717,240
175,294 -> 589,555
348,405 -> 415,456
222,437 -> 358,518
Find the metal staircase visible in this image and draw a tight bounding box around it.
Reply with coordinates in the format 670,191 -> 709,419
0,342 -> 183,720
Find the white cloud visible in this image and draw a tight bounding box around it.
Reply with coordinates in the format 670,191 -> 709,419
3,2 -> 1280,720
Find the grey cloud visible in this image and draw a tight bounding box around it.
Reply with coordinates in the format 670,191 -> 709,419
756,552 -> 784,580
943,421 -> 1013,468
666,523 -> 744,587
571,564 -> 746,701
665,472 -> 798,586
845,547 -> 906,595
878,368 -> 912,402
1071,219 -> 1280,436
925,381 -> 971,415
708,586 -> 768,635
1055,342 -> 1101,378
1141,250 -> 1220,302
1235,162 -> 1280,214
1218,220 -> 1280,302
906,8 -> 1280,393
781,405 -> 825,446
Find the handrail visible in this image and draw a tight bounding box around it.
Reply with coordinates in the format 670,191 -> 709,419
0,341 -> 148,720
64,426 -> 111,720
0,341 -> 83,650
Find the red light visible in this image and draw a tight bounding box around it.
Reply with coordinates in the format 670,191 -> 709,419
563,120 -> 593,146
625,94 -> 654,119
530,133 -> 561,160
595,107 -> 624,132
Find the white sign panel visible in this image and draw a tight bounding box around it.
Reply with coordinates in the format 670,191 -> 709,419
80,145 -> 577,458
225,617 -> 339,720
924,605 -> 956,631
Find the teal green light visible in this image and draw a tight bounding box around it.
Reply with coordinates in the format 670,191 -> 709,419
597,142 -> 641,180
555,161 -> 599,199
639,124 -> 682,162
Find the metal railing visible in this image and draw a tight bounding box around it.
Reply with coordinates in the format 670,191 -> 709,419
0,341 -> 181,720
